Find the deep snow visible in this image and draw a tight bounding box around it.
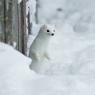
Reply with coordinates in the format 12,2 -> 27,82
1,22 -> 95,95
1,0 -> 95,94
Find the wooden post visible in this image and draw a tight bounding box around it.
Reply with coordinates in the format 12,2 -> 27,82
0,0 -> 28,55
4,0 -> 13,44
35,0 -> 39,24
21,0 -> 27,54
12,0 -> 19,49
18,0 -> 27,55
27,7 -> 32,34
0,0 -> 5,41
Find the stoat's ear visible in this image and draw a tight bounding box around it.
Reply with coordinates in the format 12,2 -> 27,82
42,24 -> 47,30
42,24 -> 47,29
40,24 -> 47,31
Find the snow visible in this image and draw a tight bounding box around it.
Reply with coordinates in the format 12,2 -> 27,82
26,0 -> 36,23
0,43 -> 32,95
1,22 -> 95,95
18,0 -> 22,4
1,0 -> 95,95
1,23 -> 94,95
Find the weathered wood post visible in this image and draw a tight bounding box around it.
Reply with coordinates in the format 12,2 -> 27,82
35,0 -> 39,24
27,7 -> 32,34
4,0 -> 13,44
0,0 -> 5,41
12,0 -> 19,49
0,0 -> 28,55
21,0 -> 27,55
18,0 -> 27,55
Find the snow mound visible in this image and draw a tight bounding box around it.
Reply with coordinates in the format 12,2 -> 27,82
0,43 -> 33,95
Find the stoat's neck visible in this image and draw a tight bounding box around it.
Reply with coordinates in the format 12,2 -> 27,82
33,31 -> 51,50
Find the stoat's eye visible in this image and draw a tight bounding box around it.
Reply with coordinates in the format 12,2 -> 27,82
47,29 -> 50,32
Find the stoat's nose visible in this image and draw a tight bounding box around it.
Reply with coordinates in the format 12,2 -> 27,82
51,33 -> 54,36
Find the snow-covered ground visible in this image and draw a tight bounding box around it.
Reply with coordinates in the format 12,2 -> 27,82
1,0 -> 95,95
1,22 -> 95,95
45,23 -> 95,75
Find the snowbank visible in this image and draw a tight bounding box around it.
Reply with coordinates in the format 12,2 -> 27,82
1,0 -> 95,94
1,25 -> 95,95
27,23 -> 95,95
0,43 -> 33,95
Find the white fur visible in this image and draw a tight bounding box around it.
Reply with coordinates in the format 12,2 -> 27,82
29,24 -> 55,73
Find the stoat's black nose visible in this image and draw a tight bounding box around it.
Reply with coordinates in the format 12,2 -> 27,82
51,33 -> 54,36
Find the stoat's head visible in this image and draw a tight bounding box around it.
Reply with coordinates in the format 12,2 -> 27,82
40,24 -> 56,36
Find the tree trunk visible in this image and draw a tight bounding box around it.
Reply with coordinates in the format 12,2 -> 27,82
35,0 -> 39,24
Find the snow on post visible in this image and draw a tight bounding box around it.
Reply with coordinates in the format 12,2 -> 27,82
18,0 -> 22,4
